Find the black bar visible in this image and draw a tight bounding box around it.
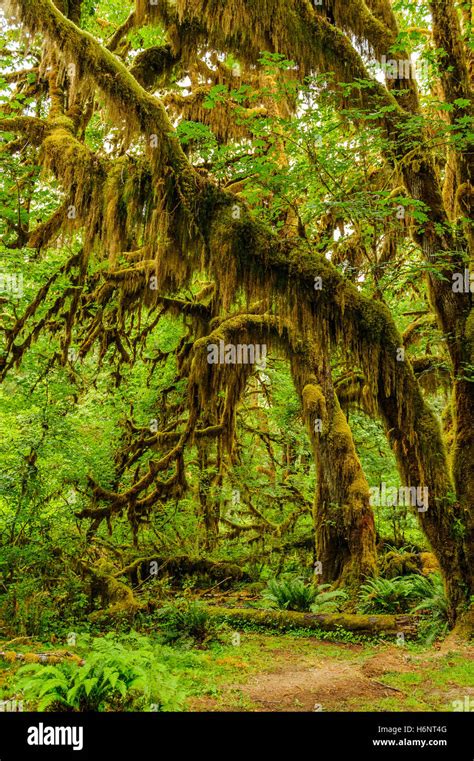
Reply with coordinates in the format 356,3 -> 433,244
0,712 -> 472,760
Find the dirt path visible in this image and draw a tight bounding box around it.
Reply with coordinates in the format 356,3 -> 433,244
189,637 -> 474,712
242,662 -> 389,711
225,650 -> 412,711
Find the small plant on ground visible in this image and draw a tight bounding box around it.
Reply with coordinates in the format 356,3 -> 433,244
263,578 -> 347,613
264,578 -> 316,611
310,586 -> 348,613
408,574 -> 450,643
158,599 -> 220,647
358,577 -> 413,614
358,573 -> 451,641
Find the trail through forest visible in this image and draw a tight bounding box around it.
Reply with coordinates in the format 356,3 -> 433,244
188,634 -> 474,712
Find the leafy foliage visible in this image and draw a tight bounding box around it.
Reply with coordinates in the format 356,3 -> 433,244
157,600 -> 220,647
15,635 -> 184,711
411,574 -> 450,643
358,573 -> 450,632
264,578 -> 347,613
358,577 -> 415,614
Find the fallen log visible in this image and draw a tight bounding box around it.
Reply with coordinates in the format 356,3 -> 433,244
0,650 -> 84,665
206,606 -> 419,637
117,555 -> 251,585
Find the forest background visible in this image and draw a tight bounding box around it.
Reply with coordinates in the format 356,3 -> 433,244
0,0 -> 472,713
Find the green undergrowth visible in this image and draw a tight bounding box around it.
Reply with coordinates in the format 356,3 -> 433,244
1,628 -> 472,713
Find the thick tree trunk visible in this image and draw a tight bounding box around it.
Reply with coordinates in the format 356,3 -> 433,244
301,378 -> 377,588
195,315 -> 378,588
451,378 -> 474,601
376,381 -> 471,621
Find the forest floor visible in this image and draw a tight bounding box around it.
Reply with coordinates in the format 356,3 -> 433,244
2,588 -> 474,714
187,633 -> 474,712
1,630 -> 473,712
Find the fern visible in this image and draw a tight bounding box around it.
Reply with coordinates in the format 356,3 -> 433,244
264,578 -> 347,613
358,576 -> 413,613
15,636 -> 185,711
158,600 -> 219,646
358,573 -> 450,636
264,578 -> 317,611
409,573 -> 450,643
310,588 -> 348,613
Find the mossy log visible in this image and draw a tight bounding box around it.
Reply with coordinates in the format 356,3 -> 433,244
121,555 -> 251,584
207,606 -> 419,637
0,650 -> 84,665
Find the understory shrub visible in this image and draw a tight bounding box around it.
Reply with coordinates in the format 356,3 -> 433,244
358,577 -> 414,614
380,545 -> 421,578
410,574 -> 450,643
14,634 -> 185,711
157,599 -> 220,646
0,574 -> 89,638
358,572 -> 449,640
263,578 -> 347,613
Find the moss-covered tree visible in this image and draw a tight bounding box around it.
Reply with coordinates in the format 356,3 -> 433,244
0,0 -> 472,625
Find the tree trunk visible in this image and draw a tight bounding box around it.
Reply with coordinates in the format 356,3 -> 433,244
300,371 -> 377,588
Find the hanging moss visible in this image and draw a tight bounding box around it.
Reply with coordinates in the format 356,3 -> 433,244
3,0 -> 473,620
